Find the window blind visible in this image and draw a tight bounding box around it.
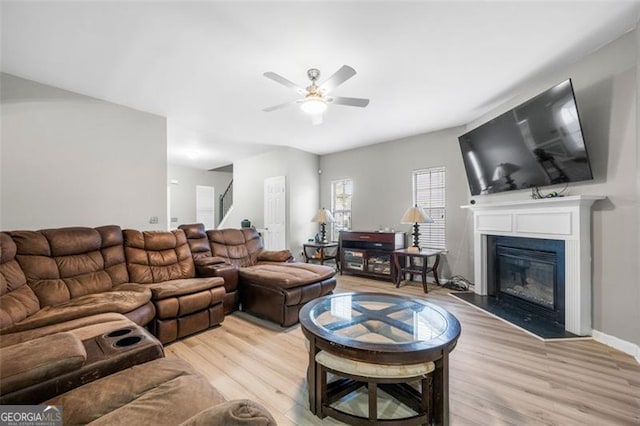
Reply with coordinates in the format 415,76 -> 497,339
413,167 -> 446,250
331,179 -> 353,241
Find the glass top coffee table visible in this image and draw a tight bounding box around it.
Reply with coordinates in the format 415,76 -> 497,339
300,292 -> 461,425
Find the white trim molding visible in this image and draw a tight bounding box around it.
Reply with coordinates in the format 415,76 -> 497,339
462,195 -> 605,336
592,330 -> 640,364
217,205 -> 234,229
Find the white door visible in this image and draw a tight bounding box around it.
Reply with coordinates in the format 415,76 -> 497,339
263,176 -> 286,250
196,185 -> 215,230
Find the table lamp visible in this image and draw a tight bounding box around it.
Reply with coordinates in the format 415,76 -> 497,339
312,208 -> 335,243
401,205 -> 433,252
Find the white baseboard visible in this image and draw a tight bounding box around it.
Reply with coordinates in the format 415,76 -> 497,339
592,329 -> 640,364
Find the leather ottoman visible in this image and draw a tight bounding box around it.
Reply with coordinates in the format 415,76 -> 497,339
239,263 -> 337,327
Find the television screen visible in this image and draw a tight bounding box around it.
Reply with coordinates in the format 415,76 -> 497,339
458,79 -> 593,196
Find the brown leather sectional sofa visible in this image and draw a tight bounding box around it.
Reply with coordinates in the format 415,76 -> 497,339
0,225 -> 284,424
1,222 -> 336,423
1,226 -> 224,345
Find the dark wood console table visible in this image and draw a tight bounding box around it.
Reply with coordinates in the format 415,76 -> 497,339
339,231 -> 406,281
393,248 -> 444,293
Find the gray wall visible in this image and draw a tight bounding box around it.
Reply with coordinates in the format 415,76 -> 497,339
319,29 -> 639,349
167,164 -> 232,228
226,146 -> 319,259
636,21 -> 640,355
319,127 -> 472,281
0,73 -> 167,230
465,30 -> 639,347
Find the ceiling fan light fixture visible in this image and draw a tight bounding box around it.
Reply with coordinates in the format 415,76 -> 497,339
263,65 -> 368,118
300,95 -> 327,115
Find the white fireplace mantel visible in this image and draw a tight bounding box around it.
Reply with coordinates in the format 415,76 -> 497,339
461,195 -> 605,336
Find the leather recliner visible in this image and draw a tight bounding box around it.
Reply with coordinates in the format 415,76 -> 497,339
123,229 -> 226,344
180,224 -> 337,327
178,224 -> 241,314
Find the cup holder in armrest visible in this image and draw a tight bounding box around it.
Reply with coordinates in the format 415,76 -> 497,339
113,336 -> 143,348
105,328 -> 133,338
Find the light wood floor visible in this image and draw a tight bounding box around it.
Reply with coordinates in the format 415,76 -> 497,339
165,275 -> 640,425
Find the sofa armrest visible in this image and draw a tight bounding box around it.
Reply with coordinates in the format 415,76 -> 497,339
194,257 -> 230,277
179,399 -> 276,426
0,332 -> 87,395
195,256 -> 228,267
257,250 -> 294,263
146,278 -> 224,300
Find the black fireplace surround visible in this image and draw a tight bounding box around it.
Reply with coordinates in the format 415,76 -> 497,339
487,236 -> 565,325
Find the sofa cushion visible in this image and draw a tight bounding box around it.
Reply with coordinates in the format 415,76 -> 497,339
123,229 -> 196,283
239,263 -> 336,289
10,226 -> 130,308
1,284 -> 151,334
0,332 -> 86,395
0,285 -> 41,330
46,358 -> 227,426
0,233 -> 41,330
178,223 -> 213,261
0,233 -> 28,290
180,400 -> 276,426
257,250 -> 293,263
206,229 -> 263,267
146,277 -> 224,300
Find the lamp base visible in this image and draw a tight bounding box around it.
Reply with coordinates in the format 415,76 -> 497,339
411,222 -> 421,252
320,223 -> 327,244
407,246 -> 420,253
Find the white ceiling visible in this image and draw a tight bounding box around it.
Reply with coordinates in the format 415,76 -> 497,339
2,1 -> 639,170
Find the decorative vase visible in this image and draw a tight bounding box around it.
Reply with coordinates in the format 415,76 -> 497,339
241,219 -> 251,228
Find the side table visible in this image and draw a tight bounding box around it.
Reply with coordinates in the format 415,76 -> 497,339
303,242 -> 339,269
392,249 -> 444,293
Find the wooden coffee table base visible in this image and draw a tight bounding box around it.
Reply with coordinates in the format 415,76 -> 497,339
300,293 -> 461,426
318,374 -> 433,425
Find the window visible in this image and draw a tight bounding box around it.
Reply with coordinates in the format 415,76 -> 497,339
331,179 -> 353,240
412,167 -> 446,250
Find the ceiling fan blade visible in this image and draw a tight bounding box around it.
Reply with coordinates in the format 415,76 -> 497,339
331,96 -> 370,108
263,100 -> 298,112
263,72 -> 305,94
319,65 -> 356,93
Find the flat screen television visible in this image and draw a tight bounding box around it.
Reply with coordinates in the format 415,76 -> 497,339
458,79 -> 593,196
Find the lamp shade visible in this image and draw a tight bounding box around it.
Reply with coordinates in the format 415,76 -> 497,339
401,206 -> 433,224
312,208 -> 335,224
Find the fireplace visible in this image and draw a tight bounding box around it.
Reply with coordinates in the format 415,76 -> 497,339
462,195 -> 604,335
487,236 -> 565,325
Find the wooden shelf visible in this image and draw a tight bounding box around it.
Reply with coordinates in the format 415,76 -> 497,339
339,231 -> 406,281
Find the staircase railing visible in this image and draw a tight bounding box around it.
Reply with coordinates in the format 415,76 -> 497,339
219,179 -> 233,224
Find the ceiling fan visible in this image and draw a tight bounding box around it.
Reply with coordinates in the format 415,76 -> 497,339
262,65 -> 370,124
